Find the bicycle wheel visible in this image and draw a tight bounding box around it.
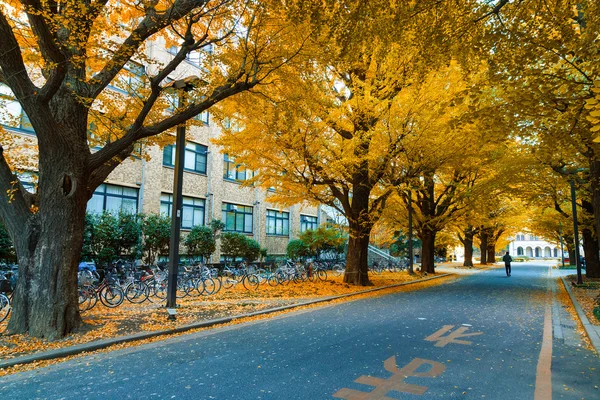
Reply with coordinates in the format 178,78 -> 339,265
149,280 -> 167,300
317,269 -> 328,281
210,276 -> 222,294
177,278 -> 194,298
125,281 -> 149,304
242,274 -> 260,290
267,274 -> 280,287
0,293 -> 10,322
99,284 -> 124,308
200,278 -> 216,296
78,285 -> 97,312
333,265 -> 344,277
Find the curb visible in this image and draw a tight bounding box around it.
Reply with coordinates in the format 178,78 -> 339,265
560,276 -> 600,354
0,273 -> 452,370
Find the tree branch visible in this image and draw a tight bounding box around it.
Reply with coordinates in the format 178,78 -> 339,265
0,146 -> 32,234
0,10 -> 38,102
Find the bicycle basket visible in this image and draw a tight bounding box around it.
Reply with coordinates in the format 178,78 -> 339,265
0,279 -> 11,293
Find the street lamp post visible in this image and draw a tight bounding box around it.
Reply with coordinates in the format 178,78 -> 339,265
165,77 -> 197,319
559,222 -> 565,269
569,179 -> 583,285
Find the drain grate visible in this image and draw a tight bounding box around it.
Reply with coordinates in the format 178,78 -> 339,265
560,324 -> 575,330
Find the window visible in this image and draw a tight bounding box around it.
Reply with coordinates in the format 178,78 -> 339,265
517,247 -> 524,256
300,215 -> 318,232
160,194 -> 205,229
222,203 -> 253,233
0,84 -> 33,133
114,61 -> 145,93
195,110 -> 209,125
87,184 -> 138,214
266,210 -> 289,236
223,154 -> 252,181
163,142 -> 208,174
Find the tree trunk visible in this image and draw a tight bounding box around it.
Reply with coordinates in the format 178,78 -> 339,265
420,227 -> 437,274
487,243 -> 496,264
344,223 -> 371,286
479,229 -> 488,265
582,228 -> 600,278
460,226 -> 474,267
590,158 -> 600,267
7,118 -> 89,339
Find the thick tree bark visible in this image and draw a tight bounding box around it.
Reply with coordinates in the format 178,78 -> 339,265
590,158 -> 600,265
459,226 -> 474,267
478,229 -> 488,265
420,227 -> 437,274
582,228 -> 600,278
7,148 -> 88,338
344,222 -> 372,286
487,243 -> 496,264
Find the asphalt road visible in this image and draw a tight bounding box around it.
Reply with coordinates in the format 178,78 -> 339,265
1,263 -> 599,399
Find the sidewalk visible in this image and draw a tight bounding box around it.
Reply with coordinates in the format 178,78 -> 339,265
553,268 -> 600,353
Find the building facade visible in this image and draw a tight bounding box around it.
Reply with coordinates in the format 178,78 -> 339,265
507,233 -> 562,259
0,39 -> 325,261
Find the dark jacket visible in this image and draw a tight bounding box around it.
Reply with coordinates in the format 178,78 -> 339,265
502,254 -> 512,264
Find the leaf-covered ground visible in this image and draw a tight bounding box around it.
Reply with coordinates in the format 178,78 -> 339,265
565,274 -> 600,327
0,271 -> 461,374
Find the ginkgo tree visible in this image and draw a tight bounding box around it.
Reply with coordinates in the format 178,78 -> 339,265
0,0 -> 313,338
213,2 -> 483,285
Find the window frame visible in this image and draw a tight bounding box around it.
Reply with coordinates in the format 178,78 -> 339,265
160,193 -> 206,229
221,202 -> 253,233
87,183 -> 139,215
163,141 -> 208,174
223,154 -> 252,181
266,209 -> 289,236
300,215 -> 319,232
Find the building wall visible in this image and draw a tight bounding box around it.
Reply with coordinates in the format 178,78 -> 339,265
508,233 -> 563,259
1,38 -> 325,262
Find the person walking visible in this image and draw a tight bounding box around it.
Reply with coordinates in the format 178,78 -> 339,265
502,251 -> 512,277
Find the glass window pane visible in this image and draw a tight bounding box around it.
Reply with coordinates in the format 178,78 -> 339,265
235,213 -> 244,230
182,207 -> 193,228
87,194 -> 104,214
105,197 -> 122,213
283,219 -> 289,235
106,185 -> 122,195
122,187 -> 137,197
226,213 -> 235,230
184,149 -> 195,170
160,203 -> 170,216
121,199 -> 137,214
244,214 -> 252,233
193,208 -> 204,226
267,218 -> 275,234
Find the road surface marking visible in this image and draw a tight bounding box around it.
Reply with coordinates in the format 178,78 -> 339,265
333,357 -> 446,399
424,325 -> 483,347
534,267 -> 553,400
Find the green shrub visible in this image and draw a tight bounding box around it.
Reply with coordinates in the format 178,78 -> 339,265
184,225 -> 216,262
142,213 -> 171,264
287,239 -> 310,260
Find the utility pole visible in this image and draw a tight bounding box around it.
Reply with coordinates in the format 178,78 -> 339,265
165,77 -> 198,319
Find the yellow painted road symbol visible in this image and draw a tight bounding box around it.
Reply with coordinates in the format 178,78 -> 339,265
333,357 -> 446,399
424,325 -> 483,347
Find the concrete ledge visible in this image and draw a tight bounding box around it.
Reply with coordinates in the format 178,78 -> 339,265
560,276 -> 600,354
0,273 -> 452,370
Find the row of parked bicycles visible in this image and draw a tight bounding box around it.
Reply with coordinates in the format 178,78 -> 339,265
1,258 -> 409,321
76,259 -> 350,313
0,264 -> 18,323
